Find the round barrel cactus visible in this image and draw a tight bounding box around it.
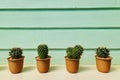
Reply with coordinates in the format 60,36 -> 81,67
96,47 -> 109,58
37,44 -> 48,59
9,48 -> 23,59
66,47 -> 73,59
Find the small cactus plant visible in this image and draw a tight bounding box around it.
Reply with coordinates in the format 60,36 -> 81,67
66,47 -> 73,59
9,48 -> 23,59
66,45 -> 84,59
96,47 -> 110,58
37,44 -> 48,59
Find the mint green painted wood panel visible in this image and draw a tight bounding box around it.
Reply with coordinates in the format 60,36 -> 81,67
0,0 -> 117,8
0,10 -> 120,27
0,30 -> 119,48
117,0 -> 120,6
0,0 -> 119,65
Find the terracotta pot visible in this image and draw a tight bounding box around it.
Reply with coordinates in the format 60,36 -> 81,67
95,56 -> 112,73
35,56 -> 51,73
65,56 -> 80,73
7,56 -> 24,74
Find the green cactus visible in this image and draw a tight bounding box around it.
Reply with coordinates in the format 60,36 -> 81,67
72,45 -> 84,59
96,47 -> 110,58
66,47 -> 73,59
9,48 -> 23,59
66,45 -> 84,59
37,44 -> 48,59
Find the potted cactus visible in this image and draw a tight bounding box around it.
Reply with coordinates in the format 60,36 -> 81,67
7,48 -> 24,74
35,44 -> 51,73
65,45 -> 84,73
95,47 -> 112,73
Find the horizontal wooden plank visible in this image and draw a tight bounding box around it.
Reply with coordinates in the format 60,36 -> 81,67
0,30 -> 119,48
0,0 -> 118,8
0,10 -> 119,27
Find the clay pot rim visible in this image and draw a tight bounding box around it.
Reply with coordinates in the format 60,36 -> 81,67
7,56 -> 25,61
35,56 -> 51,61
65,56 -> 80,61
95,55 -> 112,60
